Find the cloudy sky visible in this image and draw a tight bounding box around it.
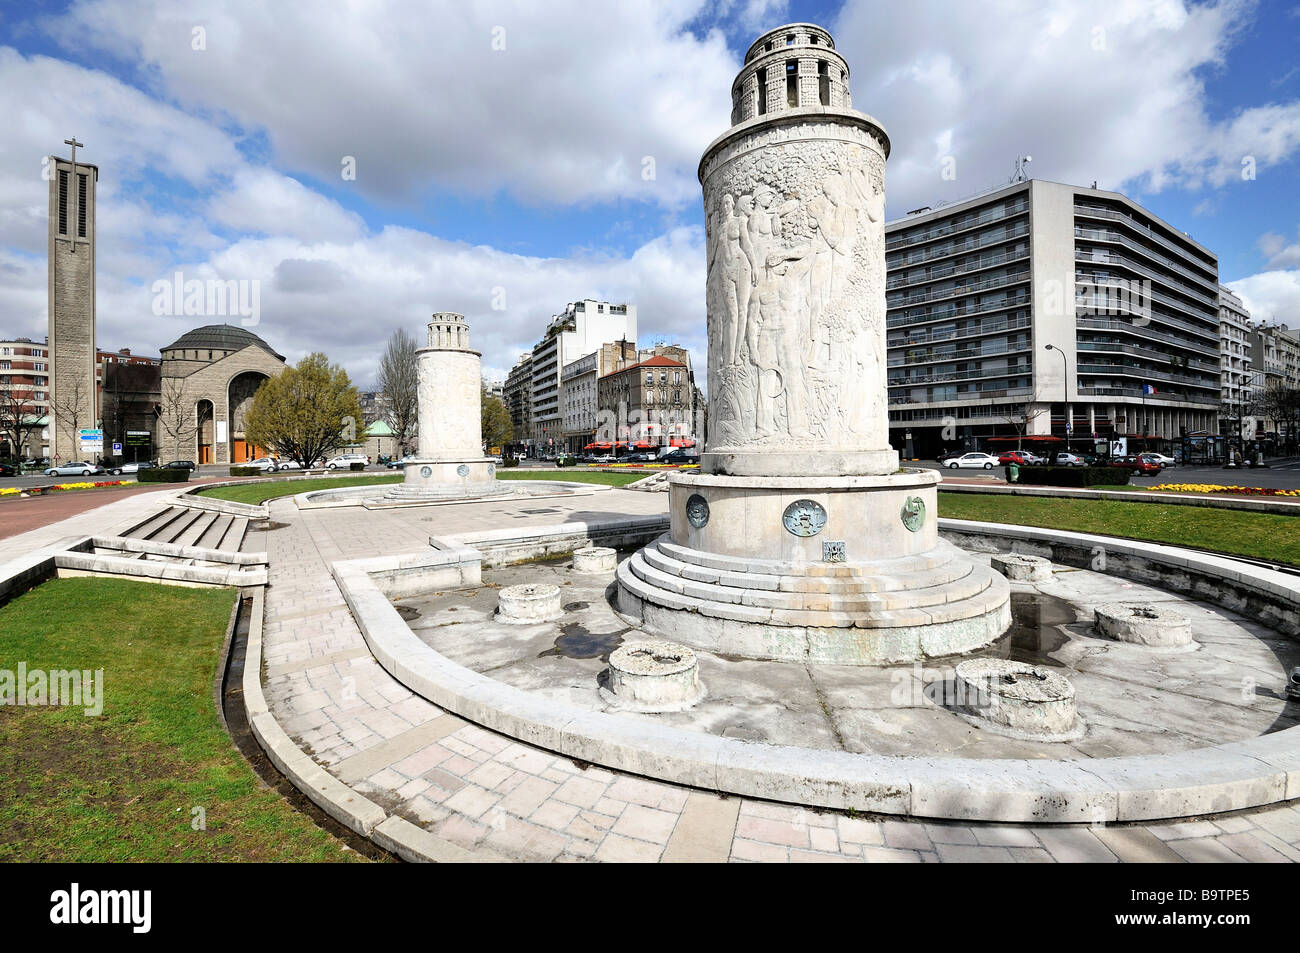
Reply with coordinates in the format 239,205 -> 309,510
1,0 -> 1298,389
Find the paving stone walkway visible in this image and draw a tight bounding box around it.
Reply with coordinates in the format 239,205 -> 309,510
7,483 -> 1300,861
248,489 -> 1300,863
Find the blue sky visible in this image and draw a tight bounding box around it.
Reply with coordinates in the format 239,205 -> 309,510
1,0 -> 1298,387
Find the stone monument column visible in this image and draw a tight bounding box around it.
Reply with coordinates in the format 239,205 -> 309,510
616,24 -> 1010,665
391,312 -> 507,500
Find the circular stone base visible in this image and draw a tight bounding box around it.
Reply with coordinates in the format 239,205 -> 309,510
991,553 -> 1054,582
573,547 -> 617,573
496,583 -> 563,623
702,448 -> 900,477
953,658 -> 1082,742
1095,603 -> 1194,647
599,639 -> 705,712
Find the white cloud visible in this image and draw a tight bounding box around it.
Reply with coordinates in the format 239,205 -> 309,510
833,0 -> 1300,213
1227,269 -> 1300,325
1258,228 -> 1300,268
46,0 -> 738,209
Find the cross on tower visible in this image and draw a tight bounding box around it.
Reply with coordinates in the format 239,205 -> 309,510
63,137 -> 84,253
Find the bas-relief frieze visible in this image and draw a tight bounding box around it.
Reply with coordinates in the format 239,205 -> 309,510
703,127 -> 887,451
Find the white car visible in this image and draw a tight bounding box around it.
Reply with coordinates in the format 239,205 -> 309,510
45,461 -> 103,476
946,452 -> 999,470
1139,452 -> 1175,468
275,459 -> 302,471
243,457 -> 280,472
324,454 -> 368,469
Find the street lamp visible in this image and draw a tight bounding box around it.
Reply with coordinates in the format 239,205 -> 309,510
1044,344 -> 1071,453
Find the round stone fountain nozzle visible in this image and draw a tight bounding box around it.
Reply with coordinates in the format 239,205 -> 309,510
953,657 -> 1082,741
600,639 -> 706,712
496,583 -> 563,624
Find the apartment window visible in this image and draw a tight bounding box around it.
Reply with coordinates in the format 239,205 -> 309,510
673,371 -> 681,384
0,362 -> 8,371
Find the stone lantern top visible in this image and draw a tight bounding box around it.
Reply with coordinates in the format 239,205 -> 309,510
426,312 -> 471,351
731,22 -> 853,125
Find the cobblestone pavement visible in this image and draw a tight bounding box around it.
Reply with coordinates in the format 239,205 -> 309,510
249,489 -> 1300,863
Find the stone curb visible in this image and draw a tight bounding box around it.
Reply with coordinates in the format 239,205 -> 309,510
174,493 -> 270,519
332,518 -> 1300,824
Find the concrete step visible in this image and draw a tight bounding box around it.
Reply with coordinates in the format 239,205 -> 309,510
126,506 -> 185,541
194,513 -> 235,550
220,516 -> 249,552
152,507 -> 206,545
173,511 -> 219,548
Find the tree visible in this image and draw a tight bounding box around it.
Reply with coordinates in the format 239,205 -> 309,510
378,327 -> 419,456
1001,403 -> 1047,451
481,384 -> 513,451
1256,380 -> 1300,453
245,353 -> 363,467
155,376 -> 201,462
0,388 -> 43,460
50,376 -> 91,460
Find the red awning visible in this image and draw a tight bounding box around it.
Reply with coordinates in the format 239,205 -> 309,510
985,435 -> 1062,444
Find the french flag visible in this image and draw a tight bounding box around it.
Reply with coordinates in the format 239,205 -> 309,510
1142,384 -> 1158,395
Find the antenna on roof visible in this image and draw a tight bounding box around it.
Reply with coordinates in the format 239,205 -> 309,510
1010,154 -> 1032,183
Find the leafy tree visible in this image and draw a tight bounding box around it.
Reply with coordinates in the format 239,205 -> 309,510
377,327 -> 419,456
245,353 -> 363,467
481,384 -> 513,451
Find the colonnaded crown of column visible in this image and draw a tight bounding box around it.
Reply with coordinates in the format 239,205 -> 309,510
427,312 -> 470,350
730,23 -> 853,126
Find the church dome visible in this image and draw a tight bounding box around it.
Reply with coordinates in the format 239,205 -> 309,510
161,324 -> 284,361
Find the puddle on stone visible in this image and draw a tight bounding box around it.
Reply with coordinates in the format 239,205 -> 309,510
255,521 -> 289,531
563,601 -> 590,611
538,622 -> 629,661
394,605 -> 420,622
986,591 -> 1075,667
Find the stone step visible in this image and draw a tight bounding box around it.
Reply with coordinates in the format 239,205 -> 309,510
648,537 -> 973,594
126,506 -> 185,541
173,510 -> 219,548
654,535 -> 959,580
195,513 -> 235,550
152,507 -> 207,545
220,516 -> 250,552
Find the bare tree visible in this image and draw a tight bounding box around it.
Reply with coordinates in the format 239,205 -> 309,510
1001,403 -> 1047,451
154,377 -> 200,462
377,327 -> 419,456
0,388 -> 43,460
50,376 -> 91,460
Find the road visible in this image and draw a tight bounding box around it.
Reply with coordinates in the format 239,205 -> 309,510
913,458 -> 1300,490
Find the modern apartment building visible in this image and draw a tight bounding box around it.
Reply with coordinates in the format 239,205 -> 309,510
885,179 -> 1221,457
1217,286 -> 1253,437
529,299 -> 636,450
502,352 -> 533,451
0,336 -> 51,458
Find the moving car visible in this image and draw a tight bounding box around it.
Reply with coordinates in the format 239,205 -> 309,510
45,461 -> 104,476
108,460 -> 155,475
1108,454 -> 1161,476
324,453 -> 368,469
1139,452 -> 1175,468
946,452 -> 999,470
1053,452 -> 1086,467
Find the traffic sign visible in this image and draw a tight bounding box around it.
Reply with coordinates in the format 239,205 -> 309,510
112,442 -> 123,454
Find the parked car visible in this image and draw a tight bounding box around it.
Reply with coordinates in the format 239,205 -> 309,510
1109,454 -> 1161,476
590,453 -> 617,464
1053,452 -> 1086,467
660,449 -> 700,465
45,461 -> 104,476
946,452 -> 999,470
108,460 -> 155,475
160,460 -> 196,470
1139,452 -> 1175,468
275,459 -> 303,471
936,449 -> 965,464
324,453 -> 368,470
997,451 -> 1034,466
386,456 -> 416,469
623,451 -> 658,463
240,457 -> 280,472
0,463 -> 16,477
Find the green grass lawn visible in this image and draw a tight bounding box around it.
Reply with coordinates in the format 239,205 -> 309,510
196,468 -> 646,503
0,578 -> 360,862
939,491 -> 1300,567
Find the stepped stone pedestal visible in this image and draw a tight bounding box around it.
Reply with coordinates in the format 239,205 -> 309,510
615,22 -> 1010,664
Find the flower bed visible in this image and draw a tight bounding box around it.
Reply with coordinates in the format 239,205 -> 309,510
0,480 -> 131,497
1150,483 -> 1300,498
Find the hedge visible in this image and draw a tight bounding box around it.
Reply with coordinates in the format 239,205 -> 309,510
136,468 -> 190,483
229,466 -> 261,476
349,461 -> 366,471
501,457 -> 520,468
1014,465 -> 1130,487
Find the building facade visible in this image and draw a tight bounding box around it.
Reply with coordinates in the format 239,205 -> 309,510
47,152 -> 98,462
98,348 -> 162,463
0,336 -> 51,458
1250,322 -> 1300,444
596,355 -> 696,448
158,324 -> 286,463
1217,286 -> 1253,440
885,179 -> 1221,458
502,352 -> 533,453
561,339 -> 637,452
529,299 -> 636,451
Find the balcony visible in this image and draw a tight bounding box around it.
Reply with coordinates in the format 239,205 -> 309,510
888,221 -> 1031,269
886,269 -> 1030,308
1075,340 -> 1220,373
888,315 -> 1032,349
886,197 -> 1029,251
1076,385 -> 1219,406
889,364 -> 1032,387
1076,362 -> 1219,390
1074,226 -> 1219,295
1073,203 -> 1217,275
887,246 -> 1029,290
1074,279 -> 1219,341
889,292 -> 1031,328
888,340 -> 1031,368
1074,247 -> 1219,310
